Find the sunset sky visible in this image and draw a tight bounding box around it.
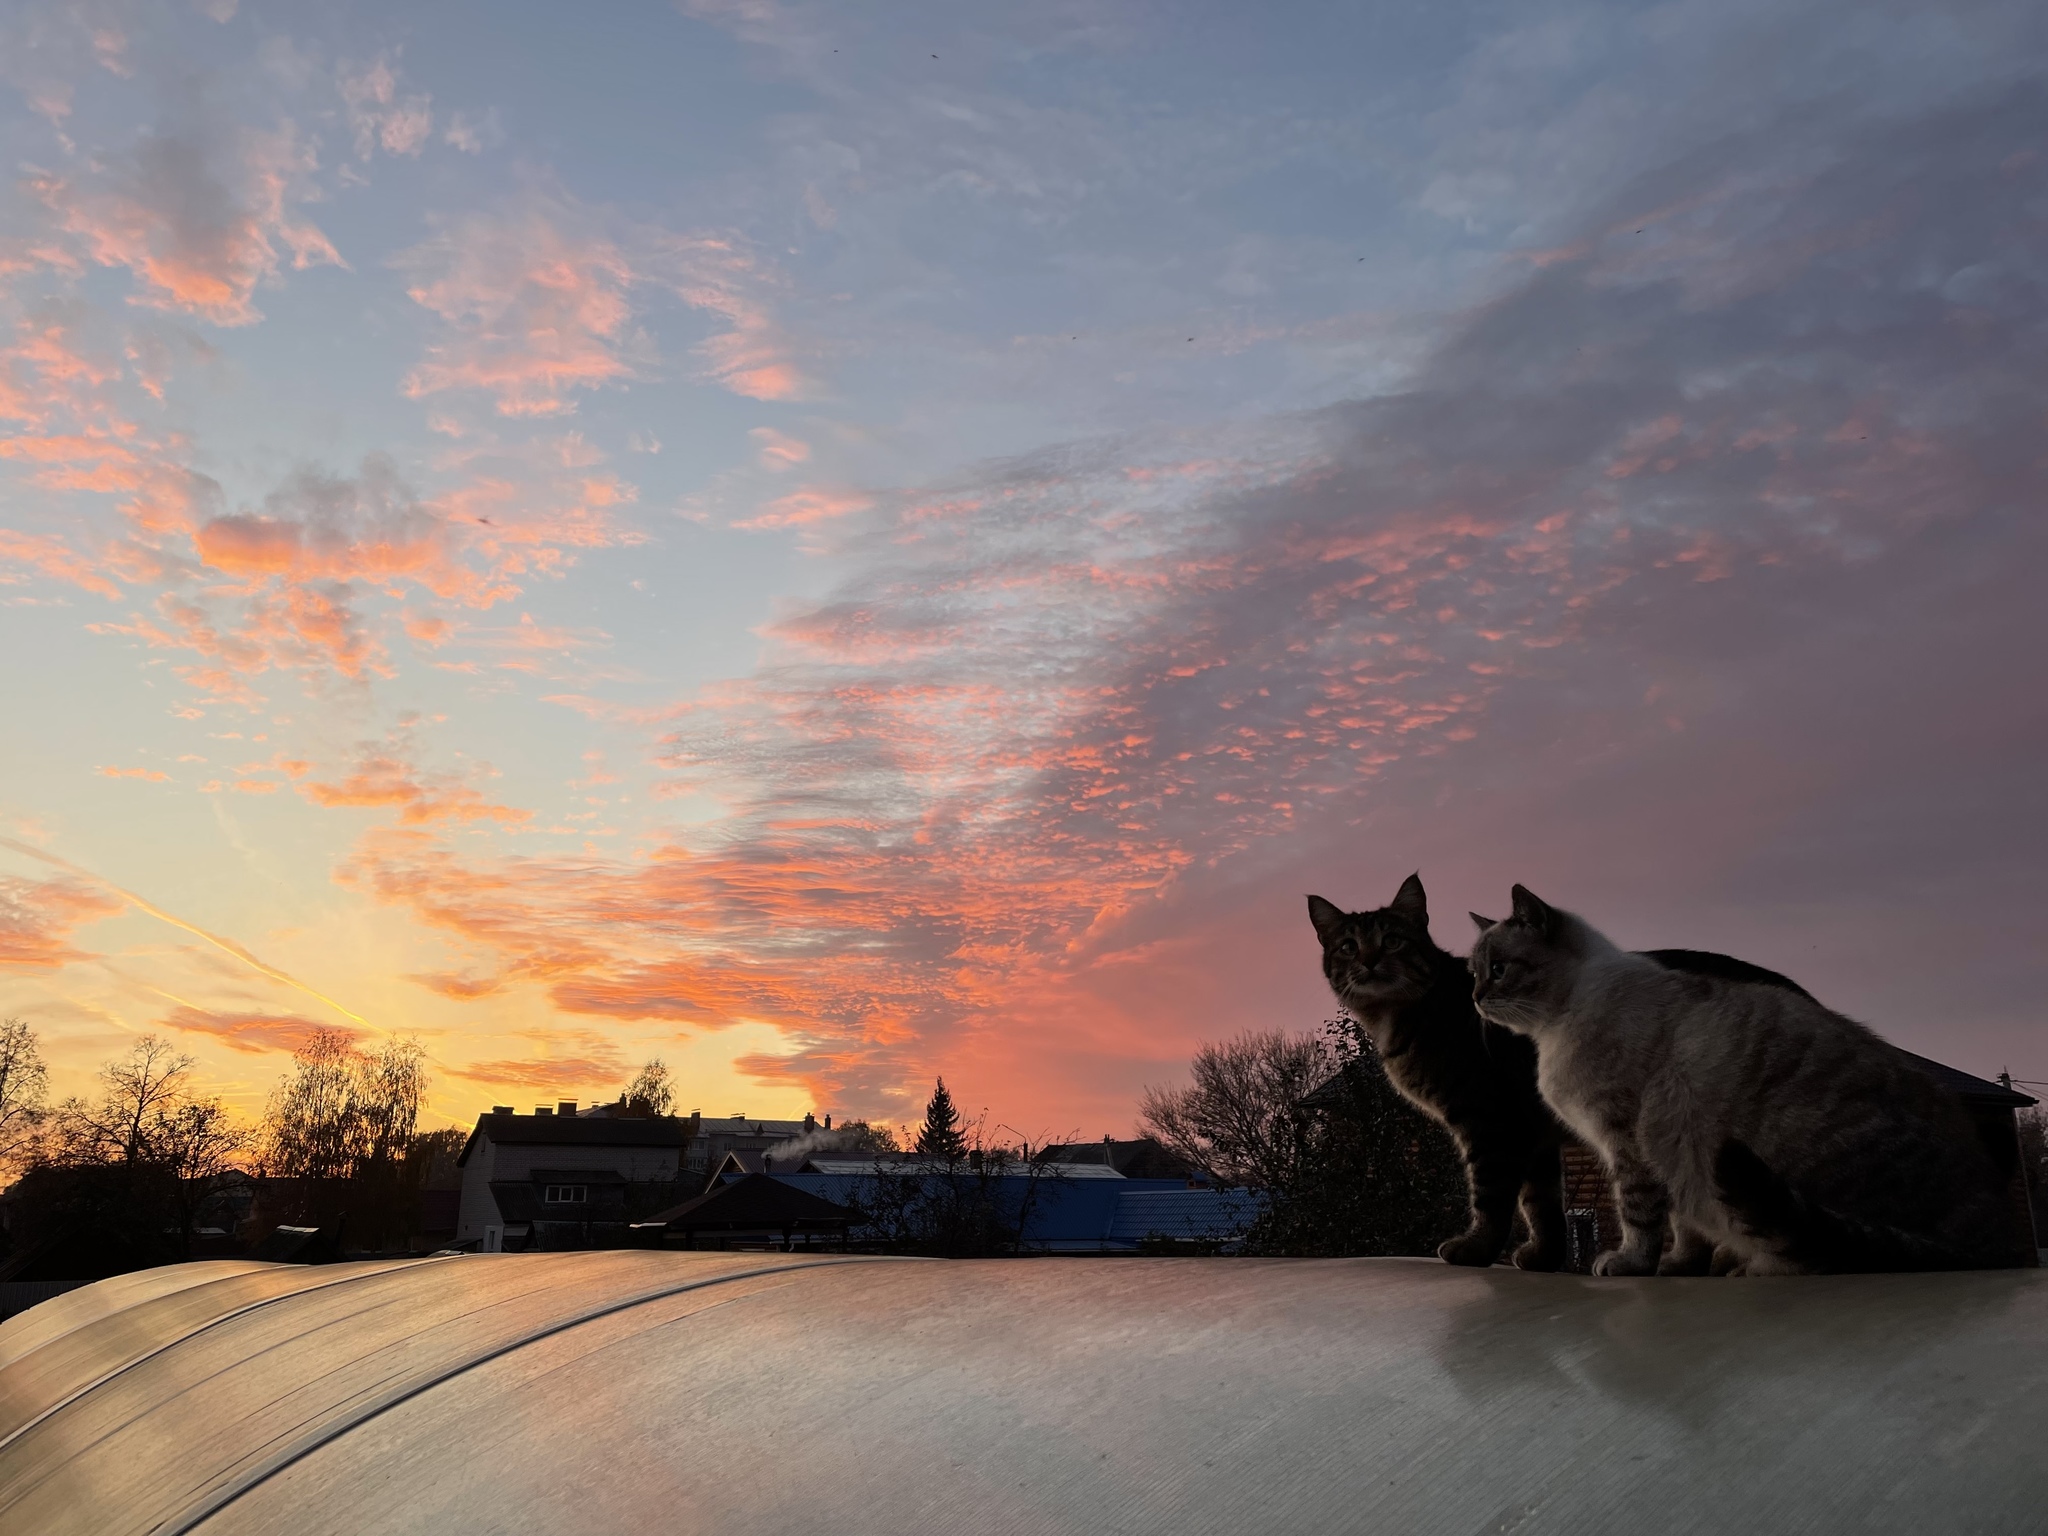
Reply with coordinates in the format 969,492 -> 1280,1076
2,0 -> 2043,1137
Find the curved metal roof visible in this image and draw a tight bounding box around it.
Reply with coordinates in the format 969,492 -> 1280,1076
1,1254 -> 2044,1535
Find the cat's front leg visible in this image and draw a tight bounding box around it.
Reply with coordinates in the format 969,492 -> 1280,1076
1437,1136 -> 1521,1266
1658,1218 -> 1715,1276
1592,1147 -> 1669,1276
1512,1138 -> 1567,1272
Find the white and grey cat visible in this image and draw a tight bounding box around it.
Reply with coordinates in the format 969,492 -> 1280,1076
1468,885 -> 2010,1275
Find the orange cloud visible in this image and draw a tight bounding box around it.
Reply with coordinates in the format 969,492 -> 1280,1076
0,874 -> 123,970
97,765 -> 169,781
398,207 -> 642,417
397,203 -> 813,417
0,529 -> 121,599
300,735 -> 531,827
159,1004 -> 356,1055
27,123 -> 342,327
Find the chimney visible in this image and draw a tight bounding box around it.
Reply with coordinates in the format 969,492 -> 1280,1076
804,1112 -> 817,1132
558,1100 -> 577,1116
534,1106 -> 554,1116
824,1113 -> 832,1131
491,1106 -> 514,1116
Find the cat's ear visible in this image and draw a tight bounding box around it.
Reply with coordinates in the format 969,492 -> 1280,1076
1306,895 -> 1347,941
1510,884 -> 1555,935
1390,872 -> 1427,923
1469,912 -> 1498,933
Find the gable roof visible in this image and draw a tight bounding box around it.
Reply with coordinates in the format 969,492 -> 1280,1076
1896,1050 -> 2037,1109
641,1173 -> 851,1231
458,1111 -> 690,1166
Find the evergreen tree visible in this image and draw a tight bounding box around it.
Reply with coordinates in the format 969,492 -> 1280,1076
914,1077 -> 967,1160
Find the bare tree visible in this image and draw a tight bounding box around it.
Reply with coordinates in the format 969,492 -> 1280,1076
0,1017 -> 49,1174
622,1059 -> 673,1116
831,1119 -> 899,1153
152,1098 -> 250,1258
1138,1030 -> 1336,1190
55,1035 -> 194,1166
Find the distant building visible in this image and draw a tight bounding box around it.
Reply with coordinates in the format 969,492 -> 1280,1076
1036,1137 -> 1206,1181
456,1106 -> 690,1251
675,1111 -> 825,1179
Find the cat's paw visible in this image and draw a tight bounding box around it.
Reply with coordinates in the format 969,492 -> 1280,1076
1709,1245 -> 1744,1277
1437,1232 -> 1502,1267
1657,1247 -> 1713,1276
1511,1238 -> 1564,1272
1591,1248 -> 1656,1277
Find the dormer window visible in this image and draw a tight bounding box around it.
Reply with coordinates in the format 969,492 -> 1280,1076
543,1185 -> 588,1204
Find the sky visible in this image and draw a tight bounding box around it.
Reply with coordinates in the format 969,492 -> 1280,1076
1,0 -> 2044,1138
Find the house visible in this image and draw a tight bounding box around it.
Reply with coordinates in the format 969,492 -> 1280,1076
1037,1137 -> 1206,1180
634,1173 -> 853,1251
766,1168 -> 1259,1253
456,1105 -> 691,1251
678,1111 -> 827,1177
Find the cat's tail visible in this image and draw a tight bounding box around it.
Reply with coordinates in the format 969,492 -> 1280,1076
1711,1139 -> 1963,1273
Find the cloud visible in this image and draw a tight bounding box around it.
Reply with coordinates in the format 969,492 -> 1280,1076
97,765 -> 169,781
0,529 -> 121,599
397,204 -> 646,417
300,729 -> 531,827
338,55 -> 433,159
159,1004 -> 352,1055
397,197 -> 814,417
750,426 -> 810,469
733,484 -> 871,530
28,119 -> 342,326
0,874 -> 123,970
338,77 -> 2048,1118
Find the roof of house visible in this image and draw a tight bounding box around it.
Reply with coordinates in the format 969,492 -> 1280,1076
794,1153 -> 1126,1178
457,1111 -> 690,1166
1896,1050 -> 2037,1109
1038,1137 -> 1203,1180
641,1172 -> 851,1231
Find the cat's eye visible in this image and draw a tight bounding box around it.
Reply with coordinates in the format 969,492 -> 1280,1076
1489,960 -> 1505,980
1384,935 -> 1404,953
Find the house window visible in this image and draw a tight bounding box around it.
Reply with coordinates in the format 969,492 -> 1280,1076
543,1185 -> 588,1204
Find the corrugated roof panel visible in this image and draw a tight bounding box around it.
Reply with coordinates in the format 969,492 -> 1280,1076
3,1256 -> 2045,1535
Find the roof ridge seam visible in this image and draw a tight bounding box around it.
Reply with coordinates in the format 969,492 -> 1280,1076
149,1255 -> 919,1536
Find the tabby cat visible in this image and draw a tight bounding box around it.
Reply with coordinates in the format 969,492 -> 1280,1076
1469,885 -> 2010,1275
1309,875 -> 1566,1270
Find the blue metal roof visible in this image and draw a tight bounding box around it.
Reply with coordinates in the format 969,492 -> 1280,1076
767,1173 -> 1258,1251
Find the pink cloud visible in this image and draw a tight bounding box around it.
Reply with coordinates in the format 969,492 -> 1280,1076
300,732 -> 532,827
27,123 -> 342,327
398,207 -> 643,417
338,55 -> 434,160
396,203 -> 814,418
734,485 -> 872,530
0,529 -> 121,599
0,874 -> 123,970
160,1004 -> 355,1055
